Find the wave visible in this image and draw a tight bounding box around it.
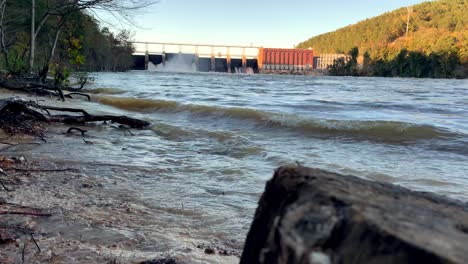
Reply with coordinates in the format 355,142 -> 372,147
94,95 -> 460,141
82,88 -> 127,95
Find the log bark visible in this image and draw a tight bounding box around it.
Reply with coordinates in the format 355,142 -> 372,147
0,77 -> 87,99
240,166 -> 468,264
0,97 -> 150,131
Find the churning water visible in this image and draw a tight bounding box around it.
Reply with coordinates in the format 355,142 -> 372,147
6,72 -> 468,261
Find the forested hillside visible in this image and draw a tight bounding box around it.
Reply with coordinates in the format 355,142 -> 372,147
0,0 -> 136,74
297,0 -> 467,78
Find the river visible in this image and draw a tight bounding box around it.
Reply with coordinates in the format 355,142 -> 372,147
3,72 -> 468,262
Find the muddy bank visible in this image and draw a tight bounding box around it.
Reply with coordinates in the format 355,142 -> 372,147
0,154 -> 240,263
241,166 -> 468,264
0,90 -> 241,263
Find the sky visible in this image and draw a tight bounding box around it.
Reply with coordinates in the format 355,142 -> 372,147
103,0 -> 428,49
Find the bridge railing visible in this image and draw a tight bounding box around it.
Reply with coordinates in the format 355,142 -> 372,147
131,41 -> 260,58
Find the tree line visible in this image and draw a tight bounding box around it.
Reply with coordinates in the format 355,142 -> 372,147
298,0 -> 467,78
329,47 -> 466,78
0,0 -> 154,78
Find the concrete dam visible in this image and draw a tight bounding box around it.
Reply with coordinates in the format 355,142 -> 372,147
133,53 -> 259,73
132,42 -> 345,74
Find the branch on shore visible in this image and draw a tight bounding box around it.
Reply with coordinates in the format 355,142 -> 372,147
0,77 -> 90,101
64,92 -> 91,101
67,127 -> 87,135
0,179 -> 11,191
0,98 -> 150,137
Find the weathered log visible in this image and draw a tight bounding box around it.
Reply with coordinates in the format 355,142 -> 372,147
0,98 -> 150,132
0,78 -> 86,101
241,166 -> 468,264
49,114 -> 149,128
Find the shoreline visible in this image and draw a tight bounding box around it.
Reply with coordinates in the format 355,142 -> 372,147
0,148 -> 241,264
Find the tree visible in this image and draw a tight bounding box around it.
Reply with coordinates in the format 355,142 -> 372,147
362,51 -> 371,74
296,0 -> 467,69
347,47 -> 359,75
28,0 -> 157,76
0,0 -> 8,67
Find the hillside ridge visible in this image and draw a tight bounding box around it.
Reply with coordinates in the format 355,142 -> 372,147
297,0 -> 467,63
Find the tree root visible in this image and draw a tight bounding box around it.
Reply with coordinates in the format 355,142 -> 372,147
0,98 -> 150,138
0,179 -> 10,192
65,92 -> 91,101
0,77 -> 79,101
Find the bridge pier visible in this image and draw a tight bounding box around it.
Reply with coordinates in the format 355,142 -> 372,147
210,46 -> 215,72
226,47 -> 231,73
162,44 -> 166,66
242,48 -> 247,72
144,50 -> 149,70
162,52 -> 166,66
194,46 -> 199,71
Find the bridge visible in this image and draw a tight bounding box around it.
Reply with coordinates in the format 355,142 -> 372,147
132,41 -> 261,73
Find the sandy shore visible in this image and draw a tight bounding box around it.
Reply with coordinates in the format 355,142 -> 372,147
0,91 -> 241,264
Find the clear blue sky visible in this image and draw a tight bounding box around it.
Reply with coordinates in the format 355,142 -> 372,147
109,0 -> 428,48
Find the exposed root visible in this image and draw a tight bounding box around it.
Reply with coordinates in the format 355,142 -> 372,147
0,77 -> 81,101
66,127 -> 88,135
0,97 -> 150,139
65,92 -> 91,101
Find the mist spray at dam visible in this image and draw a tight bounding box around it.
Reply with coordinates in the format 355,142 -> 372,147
149,54 -> 196,73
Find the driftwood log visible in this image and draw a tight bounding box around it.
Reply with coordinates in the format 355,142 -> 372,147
0,77 -> 90,101
240,166 -> 468,264
0,97 -> 150,132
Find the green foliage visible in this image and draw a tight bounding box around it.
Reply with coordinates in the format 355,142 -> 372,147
329,47 -> 360,76
67,36 -> 86,67
329,46 -> 467,78
50,63 -> 71,86
297,0 -> 468,77
0,0 -> 136,74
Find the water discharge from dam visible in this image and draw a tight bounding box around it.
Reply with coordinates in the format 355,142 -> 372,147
150,54 -> 196,73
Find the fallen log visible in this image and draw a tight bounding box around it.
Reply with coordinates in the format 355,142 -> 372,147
0,78 -> 69,100
240,166 -> 468,264
49,114 -> 149,128
0,98 -> 150,134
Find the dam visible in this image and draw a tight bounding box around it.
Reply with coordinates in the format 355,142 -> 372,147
132,42 -> 343,74
132,42 -> 259,73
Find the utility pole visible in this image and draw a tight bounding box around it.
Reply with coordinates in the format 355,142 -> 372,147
405,6 -> 413,46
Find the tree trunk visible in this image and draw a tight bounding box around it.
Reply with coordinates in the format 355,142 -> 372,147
40,17 -> 65,82
29,0 -> 35,74
0,0 -> 9,69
